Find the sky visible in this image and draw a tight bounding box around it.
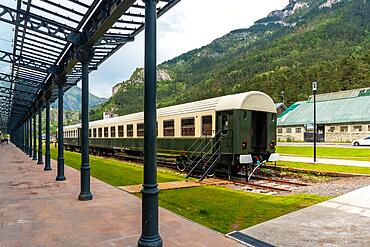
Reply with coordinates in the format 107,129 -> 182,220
0,0 -> 289,98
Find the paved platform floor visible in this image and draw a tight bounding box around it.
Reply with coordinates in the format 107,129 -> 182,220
240,184 -> 370,246
0,144 -> 241,247
280,155 -> 370,167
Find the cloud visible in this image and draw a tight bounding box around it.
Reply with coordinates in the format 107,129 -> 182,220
89,0 -> 289,98
0,0 -> 289,98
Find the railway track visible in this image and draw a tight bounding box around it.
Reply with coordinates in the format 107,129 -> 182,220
233,176 -> 309,193
113,152 -> 309,193
71,149 -> 368,194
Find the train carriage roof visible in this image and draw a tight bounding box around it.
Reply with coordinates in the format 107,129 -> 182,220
64,91 -> 276,129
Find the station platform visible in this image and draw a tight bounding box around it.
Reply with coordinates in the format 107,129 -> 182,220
0,144 -> 241,247
235,183 -> 370,246
280,155 -> 370,167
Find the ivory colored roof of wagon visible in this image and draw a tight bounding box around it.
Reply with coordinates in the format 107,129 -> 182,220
64,91 -> 276,129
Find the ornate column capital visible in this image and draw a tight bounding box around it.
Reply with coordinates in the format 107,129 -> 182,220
76,45 -> 94,64
53,74 -> 67,87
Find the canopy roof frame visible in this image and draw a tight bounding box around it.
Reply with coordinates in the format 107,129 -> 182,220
0,0 -> 181,132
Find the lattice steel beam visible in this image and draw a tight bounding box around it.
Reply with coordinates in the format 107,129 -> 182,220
0,86 -> 38,97
0,94 -> 34,104
0,49 -> 49,73
61,0 -> 137,74
0,72 -> 42,88
0,3 -> 74,41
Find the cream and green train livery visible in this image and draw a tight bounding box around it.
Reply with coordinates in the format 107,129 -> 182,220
64,91 -> 277,175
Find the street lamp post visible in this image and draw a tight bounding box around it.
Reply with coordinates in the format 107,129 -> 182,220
312,81 -> 317,163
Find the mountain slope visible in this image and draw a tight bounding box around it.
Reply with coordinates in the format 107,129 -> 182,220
52,86 -> 107,111
91,0 -> 370,120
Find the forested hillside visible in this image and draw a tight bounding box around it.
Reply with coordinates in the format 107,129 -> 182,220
91,0 -> 370,120
52,86 -> 107,111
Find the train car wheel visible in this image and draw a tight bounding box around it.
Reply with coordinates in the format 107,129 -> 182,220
207,170 -> 215,178
176,157 -> 187,172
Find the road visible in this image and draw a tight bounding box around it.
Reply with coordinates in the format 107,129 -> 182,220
279,155 -> 370,167
277,142 -> 370,149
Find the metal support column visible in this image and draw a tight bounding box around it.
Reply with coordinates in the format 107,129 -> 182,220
37,106 -> 43,165
312,82 -> 317,163
44,94 -> 52,171
22,123 -> 25,152
25,120 -> 29,155
20,124 -> 23,151
29,117 -> 33,157
138,1 -> 162,246
77,46 -> 93,201
56,77 -> 66,181
33,112 -> 37,161
27,120 -> 30,155
24,124 -> 26,152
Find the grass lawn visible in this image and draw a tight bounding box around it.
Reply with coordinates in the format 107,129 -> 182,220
48,146 -> 330,233
276,146 -> 370,161
158,186 -> 329,233
49,146 -> 184,186
275,161 -> 370,175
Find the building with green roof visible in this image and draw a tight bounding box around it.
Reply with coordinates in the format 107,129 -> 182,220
277,88 -> 370,142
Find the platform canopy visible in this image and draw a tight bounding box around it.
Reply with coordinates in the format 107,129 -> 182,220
0,0 -> 180,132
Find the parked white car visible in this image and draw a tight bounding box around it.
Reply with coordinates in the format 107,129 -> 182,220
352,136 -> 370,146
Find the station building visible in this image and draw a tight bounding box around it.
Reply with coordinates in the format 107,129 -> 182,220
277,87 -> 370,143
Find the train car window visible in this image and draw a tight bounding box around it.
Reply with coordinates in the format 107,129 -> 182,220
221,115 -> 229,135
111,126 -> 116,138
243,111 -> 248,120
127,124 -> 133,137
104,127 -> 108,137
93,128 -> 97,138
98,128 -> 103,138
137,123 -> 144,137
89,129 -> 92,138
118,125 -> 124,137
202,116 -> 212,136
181,118 -> 195,136
163,120 -> 175,137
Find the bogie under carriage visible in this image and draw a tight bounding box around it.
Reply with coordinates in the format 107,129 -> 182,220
64,91 -> 277,179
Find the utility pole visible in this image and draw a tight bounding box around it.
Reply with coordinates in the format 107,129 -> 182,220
312,81 -> 317,163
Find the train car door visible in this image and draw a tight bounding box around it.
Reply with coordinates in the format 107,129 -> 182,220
251,111 -> 267,153
217,112 -> 233,154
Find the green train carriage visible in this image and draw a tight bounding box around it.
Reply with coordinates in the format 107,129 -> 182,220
64,91 -> 277,177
